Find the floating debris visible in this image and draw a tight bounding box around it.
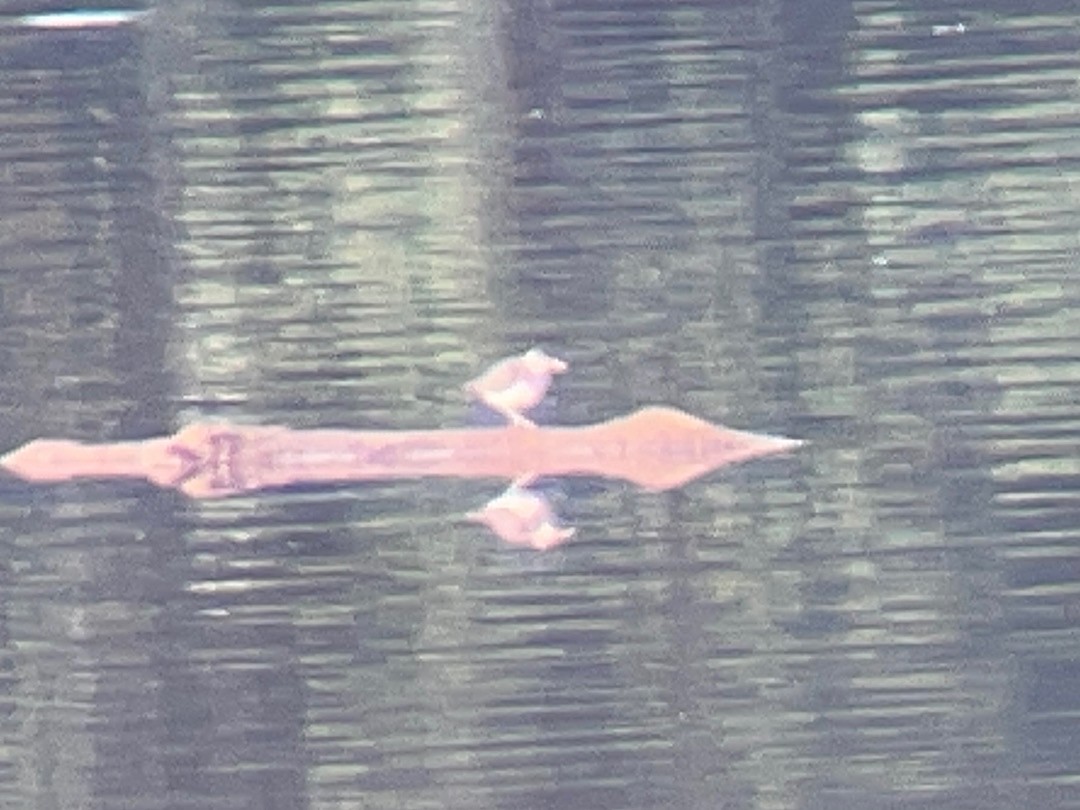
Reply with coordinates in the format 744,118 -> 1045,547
932,22 -> 967,37
0,352 -> 803,549
18,9 -> 150,29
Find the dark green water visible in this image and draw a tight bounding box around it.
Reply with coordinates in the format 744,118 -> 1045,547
0,2 -> 1077,808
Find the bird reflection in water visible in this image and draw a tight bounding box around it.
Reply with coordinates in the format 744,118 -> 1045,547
465,484 -> 575,551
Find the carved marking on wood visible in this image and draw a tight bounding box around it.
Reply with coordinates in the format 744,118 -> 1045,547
167,431 -> 245,494
166,444 -> 203,486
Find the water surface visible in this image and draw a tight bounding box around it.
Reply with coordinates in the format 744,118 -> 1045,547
0,1 -> 1078,808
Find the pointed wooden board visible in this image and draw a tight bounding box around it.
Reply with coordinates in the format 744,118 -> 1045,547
0,407 -> 802,498
537,406 -> 803,491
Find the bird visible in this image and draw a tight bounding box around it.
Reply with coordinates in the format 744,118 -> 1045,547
463,348 -> 568,427
465,484 -> 576,550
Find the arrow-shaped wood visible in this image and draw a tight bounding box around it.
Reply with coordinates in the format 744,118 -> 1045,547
0,407 -> 801,499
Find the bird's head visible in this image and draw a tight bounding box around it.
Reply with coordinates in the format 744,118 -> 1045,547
522,348 -> 568,376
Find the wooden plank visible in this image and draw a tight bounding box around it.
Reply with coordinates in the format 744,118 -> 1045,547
0,407 -> 801,497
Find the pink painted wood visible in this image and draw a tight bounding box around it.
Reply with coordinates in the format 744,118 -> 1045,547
0,407 -> 801,499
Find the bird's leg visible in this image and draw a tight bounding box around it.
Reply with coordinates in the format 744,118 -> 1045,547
509,413 -> 538,428
490,404 -> 536,428
511,472 -> 537,489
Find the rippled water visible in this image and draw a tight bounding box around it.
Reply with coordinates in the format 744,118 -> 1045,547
0,2 -> 1079,808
